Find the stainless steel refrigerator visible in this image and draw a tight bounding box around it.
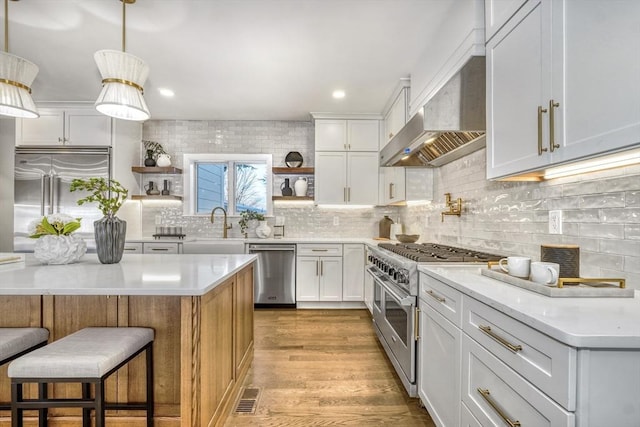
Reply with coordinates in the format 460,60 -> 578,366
14,146 -> 111,252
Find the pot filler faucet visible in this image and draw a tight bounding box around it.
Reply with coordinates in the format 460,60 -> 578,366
210,207 -> 232,238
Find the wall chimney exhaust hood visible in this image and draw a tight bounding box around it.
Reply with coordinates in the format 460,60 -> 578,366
380,56 -> 486,167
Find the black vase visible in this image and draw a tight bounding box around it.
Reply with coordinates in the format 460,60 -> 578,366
94,216 -> 127,264
280,178 -> 293,196
144,150 -> 156,167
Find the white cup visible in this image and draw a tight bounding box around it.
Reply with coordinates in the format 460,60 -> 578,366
499,256 -> 531,278
530,261 -> 560,286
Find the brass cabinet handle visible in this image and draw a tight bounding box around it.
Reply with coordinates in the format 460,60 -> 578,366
414,306 -> 420,341
537,106 -> 548,155
311,249 -> 328,252
389,183 -> 394,199
320,260 -> 324,276
477,388 -> 521,427
316,260 -> 319,276
151,248 -> 170,251
549,99 -> 560,152
479,325 -> 523,353
343,187 -> 347,202
347,187 -> 350,202
426,290 -> 446,303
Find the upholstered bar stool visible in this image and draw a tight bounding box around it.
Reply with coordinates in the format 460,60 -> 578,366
0,328 -> 49,411
8,327 -> 154,427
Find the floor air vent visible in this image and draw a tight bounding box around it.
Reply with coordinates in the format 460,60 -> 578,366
233,387 -> 261,415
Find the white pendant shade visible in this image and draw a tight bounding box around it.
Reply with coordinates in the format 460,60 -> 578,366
94,49 -> 150,121
0,51 -> 39,118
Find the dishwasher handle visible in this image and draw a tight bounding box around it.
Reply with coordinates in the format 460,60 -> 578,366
248,244 -> 296,252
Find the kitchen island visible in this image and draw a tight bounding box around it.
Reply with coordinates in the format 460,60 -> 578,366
0,254 -> 257,427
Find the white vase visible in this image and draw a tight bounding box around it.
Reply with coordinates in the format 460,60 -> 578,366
294,177 -> 308,197
156,154 -> 171,167
33,235 -> 87,265
255,221 -> 271,239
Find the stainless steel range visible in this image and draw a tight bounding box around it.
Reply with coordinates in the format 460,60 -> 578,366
366,243 -> 502,397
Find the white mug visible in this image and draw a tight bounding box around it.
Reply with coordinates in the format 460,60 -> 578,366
530,261 -> 560,286
499,256 -> 531,278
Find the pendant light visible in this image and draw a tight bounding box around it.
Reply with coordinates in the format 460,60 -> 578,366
94,0 -> 150,121
0,0 -> 39,119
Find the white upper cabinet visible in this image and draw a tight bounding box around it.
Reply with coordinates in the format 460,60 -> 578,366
484,0 -> 528,42
383,87 -> 408,147
315,151 -> 378,205
315,119 -> 379,152
379,167 -> 406,206
16,107 -> 113,146
487,0 -> 640,180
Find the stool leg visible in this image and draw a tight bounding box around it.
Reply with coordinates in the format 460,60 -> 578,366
95,381 -> 105,427
82,383 -> 91,427
146,343 -> 154,427
38,382 -> 47,427
11,382 -> 22,427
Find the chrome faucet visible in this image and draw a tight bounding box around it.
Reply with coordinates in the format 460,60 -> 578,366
210,207 -> 232,238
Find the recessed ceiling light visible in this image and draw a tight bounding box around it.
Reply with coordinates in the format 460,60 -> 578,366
332,90 -> 345,99
158,88 -> 175,97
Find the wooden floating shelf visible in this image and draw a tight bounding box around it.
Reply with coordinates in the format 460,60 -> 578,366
272,196 -> 314,201
272,167 -> 314,174
131,166 -> 183,174
132,195 -> 183,201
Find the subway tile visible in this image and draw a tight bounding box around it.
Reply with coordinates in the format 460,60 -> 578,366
625,225 -> 640,240
579,223 -> 625,239
581,251 -> 624,271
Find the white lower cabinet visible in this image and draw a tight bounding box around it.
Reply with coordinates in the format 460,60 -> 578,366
418,299 -> 461,427
363,267 -> 373,313
342,244 -> 364,301
296,244 -> 343,302
123,242 -> 143,253
142,242 -> 181,254
460,402 -> 482,427
462,335 -> 574,427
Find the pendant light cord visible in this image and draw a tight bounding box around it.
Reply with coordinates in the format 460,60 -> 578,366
4,0 -> 8,53
121,0 -> 126,52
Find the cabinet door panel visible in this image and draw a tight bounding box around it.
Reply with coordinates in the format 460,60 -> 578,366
485,0 -> 529,42
315,152 -> 347,204
315,120 -> 347,151
16,109 -> 64,145
347,152 -> 378,205
418,301 -> 461,427
552,0 -> 640,163
342,244 -> 364,301
65,109 -> 112,146
486,1 -> 551,179
296,257 -> 320,301
347,120 -> 379,151
235,265 -> 254,376
319,257 -> 342,301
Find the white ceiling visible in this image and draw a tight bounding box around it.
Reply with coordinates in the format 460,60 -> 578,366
9,0 -> 457,121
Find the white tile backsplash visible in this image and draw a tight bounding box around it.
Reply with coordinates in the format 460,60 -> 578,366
142,120 -> 640,288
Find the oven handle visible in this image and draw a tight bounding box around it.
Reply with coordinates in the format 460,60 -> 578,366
367,267 -> 415,307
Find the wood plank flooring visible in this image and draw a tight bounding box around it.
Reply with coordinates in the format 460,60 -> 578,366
224,309 -> 435,426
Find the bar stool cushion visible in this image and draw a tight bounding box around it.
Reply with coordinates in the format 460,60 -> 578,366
8,327 -> 153,379
0,328 -> 49,363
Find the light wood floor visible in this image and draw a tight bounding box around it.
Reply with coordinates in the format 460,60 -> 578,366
224,309 -> 435,426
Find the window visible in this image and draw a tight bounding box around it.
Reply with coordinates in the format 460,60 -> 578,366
184,154 -> 272,216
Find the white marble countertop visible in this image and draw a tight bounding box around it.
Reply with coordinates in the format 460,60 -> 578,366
0,254 -> 256,296
419,265 -> 640,349
126,236 -> 383,245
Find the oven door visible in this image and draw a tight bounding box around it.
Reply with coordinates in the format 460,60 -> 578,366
368,267 -> 417,386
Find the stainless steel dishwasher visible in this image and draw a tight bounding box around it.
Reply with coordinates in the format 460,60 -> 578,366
247,244 -> 296,307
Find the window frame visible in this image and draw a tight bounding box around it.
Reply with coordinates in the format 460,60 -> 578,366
183,153 -> 273,217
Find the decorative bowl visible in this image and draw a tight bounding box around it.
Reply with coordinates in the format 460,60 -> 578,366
396,234 -> 420,243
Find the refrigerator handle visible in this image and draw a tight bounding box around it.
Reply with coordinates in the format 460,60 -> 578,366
48,175 -> 56,215
40,175 -> 48,216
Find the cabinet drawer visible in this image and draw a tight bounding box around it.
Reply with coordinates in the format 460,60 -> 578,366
143,243 -> 180,254
123,242 -> 143,253
297,244 -> 342,256
419,272 -> 463,328
463,297 -> 576,410
462,336 -> 574,427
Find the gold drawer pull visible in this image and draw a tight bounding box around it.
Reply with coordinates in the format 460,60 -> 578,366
426,290 -> 446,303
477,388 -> 521,427
549,99 -> 560,152
479,325 -> 523,353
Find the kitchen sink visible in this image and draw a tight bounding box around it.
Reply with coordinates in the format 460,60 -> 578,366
182,239 -> 246,254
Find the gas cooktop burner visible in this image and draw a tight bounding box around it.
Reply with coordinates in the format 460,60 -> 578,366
378,243 -> 502,263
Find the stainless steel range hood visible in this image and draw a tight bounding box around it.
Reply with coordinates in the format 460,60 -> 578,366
380,56 -> 486,167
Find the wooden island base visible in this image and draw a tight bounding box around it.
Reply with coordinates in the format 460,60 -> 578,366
0,264 -> 254,427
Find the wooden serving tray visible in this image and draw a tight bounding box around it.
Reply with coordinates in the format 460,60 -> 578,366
481,268 -> 633,298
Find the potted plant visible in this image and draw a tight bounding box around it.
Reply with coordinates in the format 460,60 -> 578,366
142,140 -> 167,167
71,178 -> 129,264
238,210 -> 265,238
28,214 -> 87,264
